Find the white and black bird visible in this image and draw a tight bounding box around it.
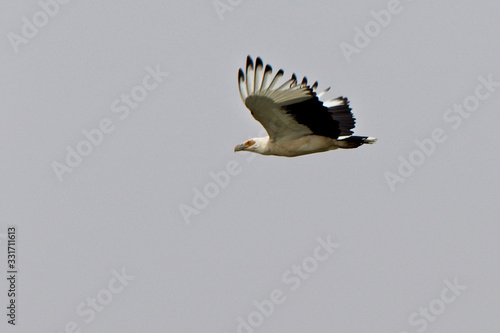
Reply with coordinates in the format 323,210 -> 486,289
234,56 -> 376,157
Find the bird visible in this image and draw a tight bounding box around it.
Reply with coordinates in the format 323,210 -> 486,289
234,56 -> 376,157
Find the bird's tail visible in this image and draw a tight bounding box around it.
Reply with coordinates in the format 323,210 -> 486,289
337,136 -> 377,149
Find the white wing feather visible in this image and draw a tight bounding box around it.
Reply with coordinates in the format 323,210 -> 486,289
238,56 -> 315,141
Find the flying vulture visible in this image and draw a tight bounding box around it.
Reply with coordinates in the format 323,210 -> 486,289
234,56 -> 376,157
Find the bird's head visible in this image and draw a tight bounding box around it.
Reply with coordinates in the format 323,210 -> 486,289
234,137 -> 267,154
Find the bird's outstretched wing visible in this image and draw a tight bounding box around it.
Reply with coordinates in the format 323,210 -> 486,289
238,56 -> 356,142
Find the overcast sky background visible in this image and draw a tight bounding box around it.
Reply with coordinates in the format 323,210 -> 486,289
1,1 -> 500,332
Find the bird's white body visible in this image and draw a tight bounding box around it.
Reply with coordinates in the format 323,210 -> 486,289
249,136 -> 335,157
267,135 -> 336,156
242,135 -> 377,157
234,56 -> 376,157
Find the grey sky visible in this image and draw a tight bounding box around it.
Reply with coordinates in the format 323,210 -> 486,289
1,0 -> 499,332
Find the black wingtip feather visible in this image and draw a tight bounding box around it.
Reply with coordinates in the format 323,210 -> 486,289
255,57 -> 263,69
246,56 -> 253,69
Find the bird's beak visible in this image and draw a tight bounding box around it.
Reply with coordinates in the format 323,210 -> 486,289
234,144 -> 245,152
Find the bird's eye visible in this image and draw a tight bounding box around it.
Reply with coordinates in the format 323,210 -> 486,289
245,139 -> 255,147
